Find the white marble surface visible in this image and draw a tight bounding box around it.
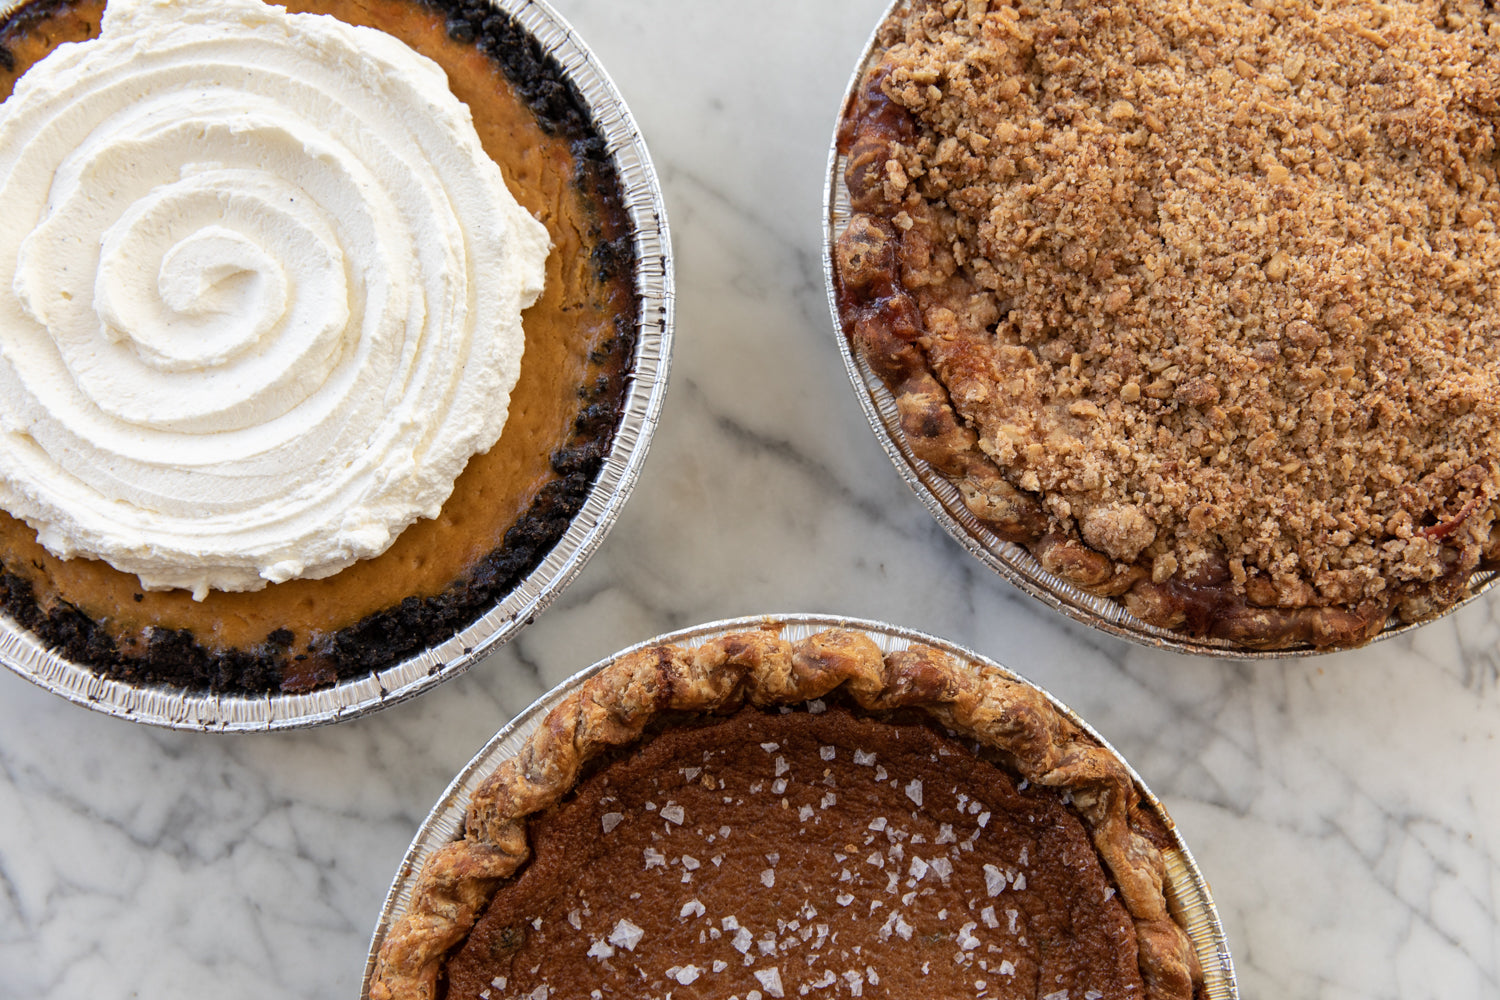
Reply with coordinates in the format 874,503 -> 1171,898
3,1 -> 1500,997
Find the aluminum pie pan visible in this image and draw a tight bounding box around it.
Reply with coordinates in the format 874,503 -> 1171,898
821,1 -> 1498,659
361,612 -> 1238,1000
0,0 -> 673,732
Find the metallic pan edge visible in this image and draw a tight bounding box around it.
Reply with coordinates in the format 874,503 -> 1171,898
361,613 -> 1239,1000
821,0 -> 1497,659
0,0 -> 674,730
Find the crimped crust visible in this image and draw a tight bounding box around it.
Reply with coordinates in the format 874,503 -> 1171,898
369,628 -> 1201,1000
834,0 -> 1500,650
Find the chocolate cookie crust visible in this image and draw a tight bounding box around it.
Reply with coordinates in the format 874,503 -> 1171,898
369,628 -> 1201,1000
0,0 -> 639,692
835,0 -> 1500,649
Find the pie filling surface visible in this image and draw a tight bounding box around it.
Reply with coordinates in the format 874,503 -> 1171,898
0,0 -> 638,692
448,707 -> 1147,1000
835,0 -> 1500,649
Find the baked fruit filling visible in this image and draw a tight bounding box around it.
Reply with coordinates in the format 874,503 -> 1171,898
0,0 -> 638,692
834,0 -> 1500,649
370,629 -> 1202,1000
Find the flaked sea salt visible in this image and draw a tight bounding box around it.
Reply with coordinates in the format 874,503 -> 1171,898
853,749 -> 876,766
661,802 -> 686,825
808,699 -> 827,714
983,864 -> 1006,896
681,899 -> 706,919
819,745 -> 836,761
754,966 -> 785,998
586,939 -> 615,960
644,847 -> 667,869
607,918 -> 644,952
820,792 -> 837,809
669,965 -> 703,985
774,756 -> 790,777
771,778 -> 788,795
868,816 -> 887,832
929,857 -> 953,882
682,855 -> 701,870
909,857 -> 930,881
799,804 -> 815,821
981,905 -> 999,928
601,812 -> 624,833
836,893 -> 855,907
761,868 -> 776,888
904,779 -> 924,806
760,742 -> 780,753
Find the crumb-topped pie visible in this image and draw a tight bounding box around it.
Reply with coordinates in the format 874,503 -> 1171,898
369,627 -> 1203,1000
833,0 -> 1500,649
0,0 -> 639,692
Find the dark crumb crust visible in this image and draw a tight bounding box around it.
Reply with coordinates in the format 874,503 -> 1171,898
0,0 -> 640,693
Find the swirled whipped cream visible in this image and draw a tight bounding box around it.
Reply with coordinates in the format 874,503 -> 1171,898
0,0 -> 549,598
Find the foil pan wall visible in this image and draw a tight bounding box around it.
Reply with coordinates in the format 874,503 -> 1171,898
362,613 -> 1239,1000
0,0 -> 674,730
821,0 -> 1497,658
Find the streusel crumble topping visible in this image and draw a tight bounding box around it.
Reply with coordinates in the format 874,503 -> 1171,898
844,0 -> 1499,640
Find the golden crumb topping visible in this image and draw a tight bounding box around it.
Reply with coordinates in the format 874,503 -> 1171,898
869,0 -> 1500,614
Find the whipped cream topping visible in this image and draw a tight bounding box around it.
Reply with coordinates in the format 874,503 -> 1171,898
0,0 -> 549,598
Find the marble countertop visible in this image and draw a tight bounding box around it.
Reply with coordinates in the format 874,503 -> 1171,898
3,1 -> 1499,997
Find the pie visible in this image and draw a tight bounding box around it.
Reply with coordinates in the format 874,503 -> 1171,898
0,0 -> 638,692
369,627 -> 1203,1000
833,0 -> 1500,650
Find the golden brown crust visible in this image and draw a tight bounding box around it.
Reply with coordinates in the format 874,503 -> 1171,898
833,0 -> 1500,650
369,627 -> 1202,1000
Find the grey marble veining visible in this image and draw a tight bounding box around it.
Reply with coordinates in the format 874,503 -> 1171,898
2,1 -> 1499,998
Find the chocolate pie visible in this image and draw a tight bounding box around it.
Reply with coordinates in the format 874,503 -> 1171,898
369,628 -> 1202,1000
0,0 -> 638,692
833,0 -> 1500,649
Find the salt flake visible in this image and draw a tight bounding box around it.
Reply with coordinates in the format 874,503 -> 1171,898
754,967 -> 785,998
607,918 -> 644,952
